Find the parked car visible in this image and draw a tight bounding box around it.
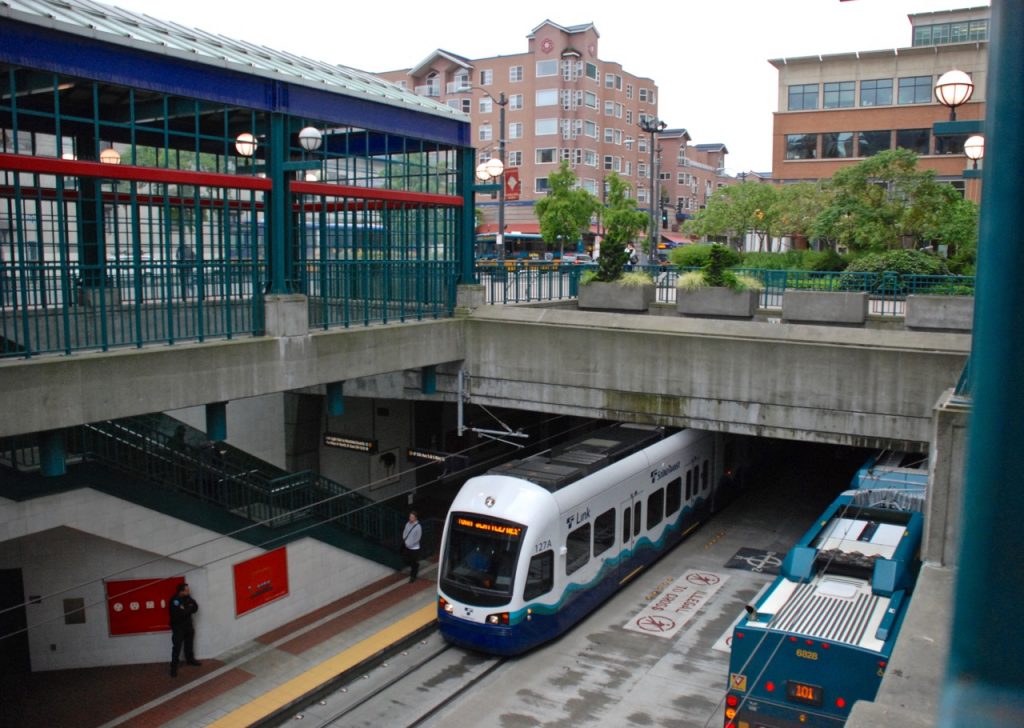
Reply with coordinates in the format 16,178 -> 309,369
560,253 -> 594,265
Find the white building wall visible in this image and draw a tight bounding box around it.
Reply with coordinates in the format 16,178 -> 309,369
0,488 -> 389,671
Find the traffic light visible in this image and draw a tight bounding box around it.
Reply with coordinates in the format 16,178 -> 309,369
661,209 -> 668,228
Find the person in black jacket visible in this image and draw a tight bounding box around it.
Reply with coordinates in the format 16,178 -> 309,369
168,582 -> 201,677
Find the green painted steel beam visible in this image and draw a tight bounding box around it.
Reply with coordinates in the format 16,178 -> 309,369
940,1 -> 1024,726
933,120 -> 984,136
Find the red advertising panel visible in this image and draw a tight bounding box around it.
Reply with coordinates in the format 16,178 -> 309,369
504,168 -> 521,201
233,547 -> 289,616
105,577 -> 183,635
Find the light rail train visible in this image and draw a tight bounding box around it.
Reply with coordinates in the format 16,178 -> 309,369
723,451 -> 926,727
436,423 -> 748,655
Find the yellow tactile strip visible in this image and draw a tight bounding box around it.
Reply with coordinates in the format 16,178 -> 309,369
207,602 -> 436,727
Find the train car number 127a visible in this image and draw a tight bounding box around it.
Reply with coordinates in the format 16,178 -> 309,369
534,540 -> 552,553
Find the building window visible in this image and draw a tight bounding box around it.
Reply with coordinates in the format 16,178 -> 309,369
626,84 -> 633,99
857,130 -> 891,157
536,59 -> 558,77
896,128 -> 931,155
509,122 -> 524,140
581,178 -> 597,194
605,100 -> 615,116
823,81 -> 855,109
509,65 -> 523,82
584,149 -> 597,166
535,89 -> 558,106
604,155 -> 614,170
536,148 -> 557,164
479,97 -> 492,114
638,163 -> 648,178
785,133 -> 817,160
625,110 -> 632,125
508,151 -> 523,167
860,79 -> 893,107
638,138 -> 648,153
935,133 -> 969,155
535,177 -> 551,193
822,132 -> 854,159
584,120 -> 598,138
913,19 -> 988,46
480,69 -> 493,86
478,124 -> 492,142
787,83 -> 818,111
898,75 -> 933,104
604,127 -> 614,143
535,118 -> 558,136
605,72 -> 615,89
586,63 -> 599,81
639,88 -> 650,103
625,136 -> 634,151
509,94 -> 524,111
585,91 -> 598,109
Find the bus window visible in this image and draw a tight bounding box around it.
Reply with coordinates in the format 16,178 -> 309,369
566,523 -> 591,575
647,488 -> 664,529
523,551 -> 554,600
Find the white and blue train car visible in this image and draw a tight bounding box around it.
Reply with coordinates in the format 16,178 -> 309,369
437,423 -> 743,655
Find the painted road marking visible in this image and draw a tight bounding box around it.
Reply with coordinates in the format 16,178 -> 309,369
624,569 -> 728,639
712,583 -> 772,653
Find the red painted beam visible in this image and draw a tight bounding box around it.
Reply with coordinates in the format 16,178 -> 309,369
291,180 -> 462,207
0,153 -> 272,191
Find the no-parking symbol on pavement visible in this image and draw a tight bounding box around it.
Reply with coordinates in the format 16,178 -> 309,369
624,569 -> 729,639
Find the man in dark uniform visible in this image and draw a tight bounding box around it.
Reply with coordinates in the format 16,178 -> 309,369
168,582 -> 201,677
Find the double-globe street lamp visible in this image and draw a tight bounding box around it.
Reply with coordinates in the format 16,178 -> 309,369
639,116 -> 667,263
460,86 -> 509,260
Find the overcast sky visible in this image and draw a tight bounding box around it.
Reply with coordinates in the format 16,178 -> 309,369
107,0 -> 985,173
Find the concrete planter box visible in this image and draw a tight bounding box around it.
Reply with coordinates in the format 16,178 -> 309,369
782,290 -> 867,326
676,287 -> 759,319
578,281 -> 655,312
905,295 -> 974,332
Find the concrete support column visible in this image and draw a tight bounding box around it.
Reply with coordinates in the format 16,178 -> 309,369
263,293 -> 309,337
455,284 -> 485,315
925,388 -> 969,566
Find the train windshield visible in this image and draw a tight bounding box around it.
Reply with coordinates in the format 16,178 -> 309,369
440,512 -> 526,607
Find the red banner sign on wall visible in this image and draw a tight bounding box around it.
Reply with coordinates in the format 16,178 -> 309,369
105,577 -> 183,635
233,547 -> 289,617
504,168 -> 521,201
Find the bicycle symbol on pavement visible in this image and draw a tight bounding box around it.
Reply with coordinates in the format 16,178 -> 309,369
636,614 -> 676,633
726,548 -> 783,575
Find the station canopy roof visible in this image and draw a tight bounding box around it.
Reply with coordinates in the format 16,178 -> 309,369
2,0 -> 466,122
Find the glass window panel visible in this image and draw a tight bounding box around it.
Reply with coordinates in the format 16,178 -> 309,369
898,76 -> 932,104
860,79 -> 893,107
857,130 -> 891,157
666,477 -> 682,516
896,128 -> 931,155
823,132 -> 854,158
788,84 -> 818,111
566,523 -> 591,575
524,551 -> 553,600
594,509 -> 616,556
785,134 -> 817,160
646,489 -> 664,530
935,133 -> 969,155
823,81 -> 855,109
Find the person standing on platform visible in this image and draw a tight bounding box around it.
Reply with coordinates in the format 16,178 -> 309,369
168,582 -> 201,677
401,511 -> 422,583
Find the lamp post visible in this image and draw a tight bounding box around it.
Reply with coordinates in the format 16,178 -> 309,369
934,69 -> 975,121
460,86 -> 508,260
639,117 -> 667,263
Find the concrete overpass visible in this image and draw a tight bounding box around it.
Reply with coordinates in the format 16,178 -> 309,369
1,299 -> 969,451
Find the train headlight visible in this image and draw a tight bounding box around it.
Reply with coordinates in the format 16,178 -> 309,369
439,597 -> 454,614
486,612 -> 510,625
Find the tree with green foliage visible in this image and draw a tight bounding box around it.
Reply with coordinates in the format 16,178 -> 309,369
771,181 -> 832,243
684,181 -> 779,251
594,172 -> 647,282
534,162 -> 599,254
812,148 -> 973,254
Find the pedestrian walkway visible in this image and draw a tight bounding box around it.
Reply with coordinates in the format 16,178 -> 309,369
2,568 -> 438,728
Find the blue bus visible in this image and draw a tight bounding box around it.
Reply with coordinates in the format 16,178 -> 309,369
723,452 -> 925,727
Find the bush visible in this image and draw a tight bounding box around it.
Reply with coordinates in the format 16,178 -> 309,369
806,249 -> 848,272
740,250 -> 806,270
670,244 -> 740,270
844,249 -> 948,276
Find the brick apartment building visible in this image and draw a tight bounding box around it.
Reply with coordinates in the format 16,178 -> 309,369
378,20 -> 734,250
770,5 -> 989,202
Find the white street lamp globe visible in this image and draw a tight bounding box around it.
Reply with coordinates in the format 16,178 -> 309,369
298,126 -> 322,152
475,162 -> 491,182
964,135 -> 985,161
934,69 -> 974,109
484,157 -> 504,179
99,147 -> 121,164
235,132 -> 258,157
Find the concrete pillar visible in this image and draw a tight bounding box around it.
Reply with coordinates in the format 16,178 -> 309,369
925,389 -> 969,566
263,293 -> 309,337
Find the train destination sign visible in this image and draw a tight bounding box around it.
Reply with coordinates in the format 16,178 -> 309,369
455,516 -> 523,538
407,448 -> 448,463
323,433 -> 377,453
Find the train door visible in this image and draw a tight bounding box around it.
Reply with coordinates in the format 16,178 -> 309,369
618,492 -> 642,583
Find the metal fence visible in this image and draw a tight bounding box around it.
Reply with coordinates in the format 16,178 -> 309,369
474,264 -> 976,316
